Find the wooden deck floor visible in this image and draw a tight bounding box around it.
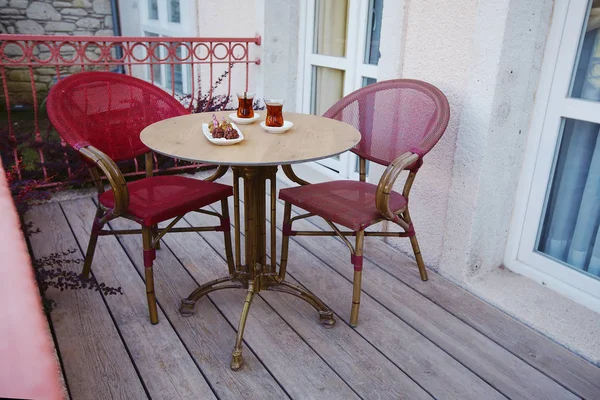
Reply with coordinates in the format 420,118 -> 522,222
25,173 -> 600,400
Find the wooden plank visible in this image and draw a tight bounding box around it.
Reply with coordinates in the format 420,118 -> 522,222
276,178 -> 600,399
188,205 -> 504,400
214,177 -> 588,398
362,236 -> 600,399
260,280 -> 432,400
200,171 -> 600,397
157,221 -> 362,400
267,202 -> 580,400
60,198 -> 217,400
183,212 -> 432,400
25,203 -> 148,400
106,216 -> 289,400
207,291 -> 360,400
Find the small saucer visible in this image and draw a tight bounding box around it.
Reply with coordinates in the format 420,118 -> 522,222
260,120 -> 293,133
229,113 -> 261,125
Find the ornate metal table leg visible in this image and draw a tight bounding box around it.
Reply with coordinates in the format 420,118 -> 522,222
267,281 -> 335,328
226,167 -> 273,370
231,278 -> 257,371
182,165 -> 336,371
179,276 -> 244,316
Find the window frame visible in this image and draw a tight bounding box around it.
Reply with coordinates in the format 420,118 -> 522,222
505,0 -> 600,313
298,0 -> 380,180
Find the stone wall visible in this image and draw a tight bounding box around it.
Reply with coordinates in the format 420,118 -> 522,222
0,0 -> 113,37
0,0 -> 114,106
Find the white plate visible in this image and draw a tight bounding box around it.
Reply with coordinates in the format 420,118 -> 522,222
260,120 -> 294,134
228,112 -> 261,125
202,123 -> 244,145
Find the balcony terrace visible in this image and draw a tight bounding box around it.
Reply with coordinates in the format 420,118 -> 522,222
23,170 -> 600,400
2,34 -> 600,400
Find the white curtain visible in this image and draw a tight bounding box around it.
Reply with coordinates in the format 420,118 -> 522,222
542,10 -> 600,278
314,0 -> 347,57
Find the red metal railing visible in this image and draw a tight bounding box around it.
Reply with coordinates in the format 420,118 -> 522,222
0,34 -> 261,187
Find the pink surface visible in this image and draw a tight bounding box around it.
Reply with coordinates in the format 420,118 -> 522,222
0,162 -> 63,400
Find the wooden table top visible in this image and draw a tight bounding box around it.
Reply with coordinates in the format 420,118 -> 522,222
140,111 -> 361,166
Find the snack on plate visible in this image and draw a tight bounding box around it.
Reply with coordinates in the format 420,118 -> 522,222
208,114 -> 240,140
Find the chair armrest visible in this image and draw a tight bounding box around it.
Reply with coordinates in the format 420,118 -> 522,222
282,165 -> 310,186
145,151 -> 154,177
79,146 -> 129,217
204,165 -> 230,182
376,152 -> 420,224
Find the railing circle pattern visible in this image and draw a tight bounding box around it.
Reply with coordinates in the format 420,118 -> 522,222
0,36 -> 258,66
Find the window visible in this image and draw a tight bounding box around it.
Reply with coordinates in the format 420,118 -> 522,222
364,0 -> 382,65
507,0 -> 600,312
300,0 -> 382,179
168,0 -> 181,23
141,0 -> 195,95
148,0 -> 158,20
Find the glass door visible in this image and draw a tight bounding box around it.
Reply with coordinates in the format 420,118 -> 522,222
301,0 -> 382,179
514,0 -> 600,310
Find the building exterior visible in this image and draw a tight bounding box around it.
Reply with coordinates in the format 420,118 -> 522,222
0,0 -> 115,103
23,0 -> 597,364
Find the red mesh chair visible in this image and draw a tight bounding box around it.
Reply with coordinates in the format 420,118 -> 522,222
47,71 -> 235,325
279,79 -> 450,327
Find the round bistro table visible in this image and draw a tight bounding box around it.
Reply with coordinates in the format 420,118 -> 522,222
140,111 -> 361,370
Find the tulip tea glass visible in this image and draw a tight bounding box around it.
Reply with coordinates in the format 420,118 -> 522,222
237,92 -> 255,119
265,99 -> 284,127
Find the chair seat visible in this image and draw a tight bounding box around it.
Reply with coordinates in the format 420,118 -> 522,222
279,181 -> 407,231
99,175 -> 233,226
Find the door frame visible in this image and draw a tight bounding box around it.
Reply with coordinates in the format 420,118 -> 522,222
297,0 -> 379,180
505,0 -> 600,313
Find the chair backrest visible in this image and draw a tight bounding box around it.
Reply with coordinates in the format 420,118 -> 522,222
323,79 -> 450,166
47,71 -> 189,162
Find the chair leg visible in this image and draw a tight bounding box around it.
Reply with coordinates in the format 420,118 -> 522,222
409,234 -> 428,281
350,230 -> 365,327
279,202 -> 292,280
142,227 -> 159,324
81,208 -> 103,279
221,199 -> 236,276
403,207 -> 428,281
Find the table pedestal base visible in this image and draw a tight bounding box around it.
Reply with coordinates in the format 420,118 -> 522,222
179,166 -> 335,371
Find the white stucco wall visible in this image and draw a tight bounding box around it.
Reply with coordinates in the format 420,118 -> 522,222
439,0 -> 555,283
373,0 -> 600,363
373,0 -> 553,283
196,0 -> 257,37
259,0 -> 300,112
117,0 -> 141,37
373,0 -> 479,270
